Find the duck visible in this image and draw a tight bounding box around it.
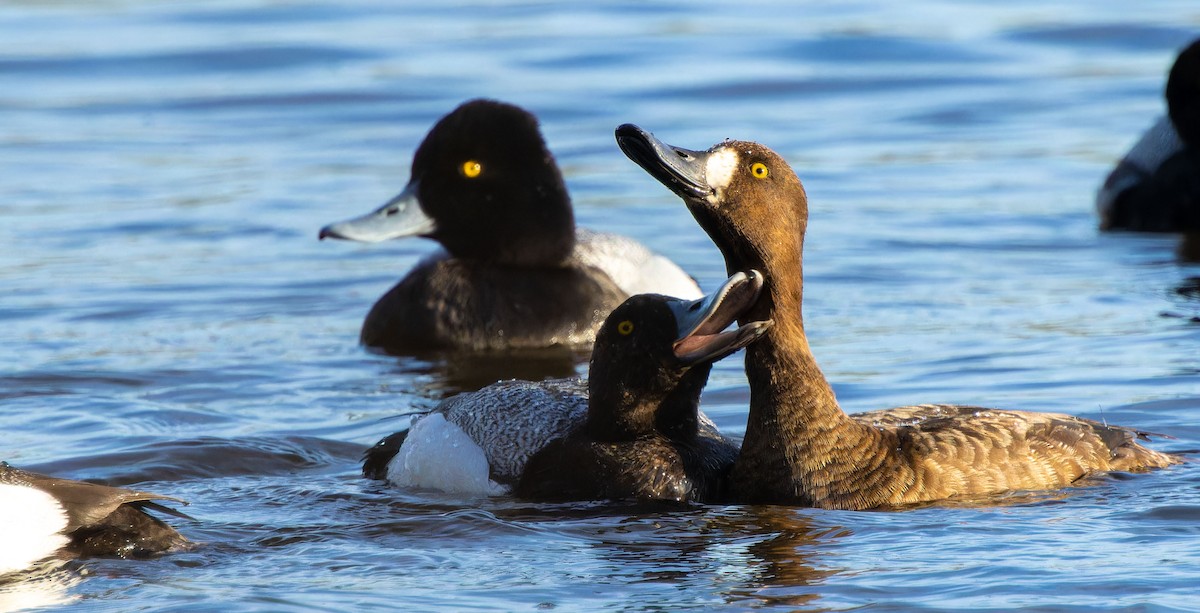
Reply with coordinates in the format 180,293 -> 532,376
362,271 -> 771,501
616,124 -> 1181,510
0,462 -> 190,575
1097,38 -> 1200,238
319,99 -> 702,354
515,275 -> 772,502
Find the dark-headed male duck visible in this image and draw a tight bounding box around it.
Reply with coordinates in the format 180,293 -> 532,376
1097,38 -> 1200,251
616,124 -> 1181,510
0,462 -> 190,575
362,271 -> 771,503
320,99 -> 701,354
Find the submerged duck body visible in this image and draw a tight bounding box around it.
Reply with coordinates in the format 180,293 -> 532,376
365,272 -> 771,503
617,125 -> 1181,510
320,99 -> 701,354
0,463 -> 189,575
1097,38 -> 1200,235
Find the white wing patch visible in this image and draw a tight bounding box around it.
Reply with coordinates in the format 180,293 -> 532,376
387,413 -> 506,496
0,484 -> 70,575
386,378 -> 590,495
573,230 -> 702,299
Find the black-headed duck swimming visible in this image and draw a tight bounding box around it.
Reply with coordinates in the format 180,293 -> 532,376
320,99 -> 701,354
515,274 -> 772,502
363,271 -> 770,502
617,124 -> 1181,510
0,463 -> 190,574
1097,38 -> 1200,247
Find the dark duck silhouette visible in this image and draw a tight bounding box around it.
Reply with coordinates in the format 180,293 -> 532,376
515,273 -> 772,502
320,99 -> 700,354
617,124 -> 1181,510
1098,39 -> 1200,257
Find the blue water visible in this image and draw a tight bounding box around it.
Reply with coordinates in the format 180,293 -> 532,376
2,1 -> 1199,610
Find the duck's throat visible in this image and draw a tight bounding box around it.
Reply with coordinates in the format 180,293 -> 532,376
732,233 -> 876,502
742,269 -> 843,436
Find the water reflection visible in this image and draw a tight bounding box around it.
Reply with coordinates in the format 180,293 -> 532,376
1167,276 -> 1200,323
25,436 -> 363,483
0,563 -> 80,612
709,506 -> 835,608
496,501 -> 839,609
378,347 -> 589,397
1180,234 -> 1200,262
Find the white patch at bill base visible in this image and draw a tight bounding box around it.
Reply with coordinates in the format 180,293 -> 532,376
704,148 -> 740,201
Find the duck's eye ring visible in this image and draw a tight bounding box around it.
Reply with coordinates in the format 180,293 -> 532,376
617,320 -> 634,336
461,160 -> 483,178
750,162 -> 769,179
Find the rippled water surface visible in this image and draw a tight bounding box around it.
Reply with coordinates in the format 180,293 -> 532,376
2,1 -> 1199,610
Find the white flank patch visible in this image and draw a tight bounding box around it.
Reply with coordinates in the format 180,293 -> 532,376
704,148 -> 740,201
387,413 -> 506,496
631,253 -> 704,299
0,484 -> 70,576
573,230 -> 703,300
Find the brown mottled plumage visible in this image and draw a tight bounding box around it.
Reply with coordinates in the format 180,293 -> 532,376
616,125 -> 1180,510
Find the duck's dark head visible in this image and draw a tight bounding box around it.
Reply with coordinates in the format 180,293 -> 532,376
587,270 -> 772,441
1167,39 -> 1200,147
320,99 -> 575,266
616,125 -> 808,285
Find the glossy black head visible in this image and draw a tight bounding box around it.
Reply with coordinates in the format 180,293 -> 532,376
1167,39 -> 1200,146
320,99 -> 576,266
586,271 -> 772,441
616,125 -> 808,299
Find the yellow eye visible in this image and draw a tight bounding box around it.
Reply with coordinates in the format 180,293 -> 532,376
750,162 -> 769,179
617,320 -> 634,336
461,160 -> 482,178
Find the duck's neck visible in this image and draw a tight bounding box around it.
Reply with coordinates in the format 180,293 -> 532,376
653,365 -> 709,440
586,363 -> 707,442
493,196 -> 576,268
586,378 -> 671,444
731,233 -> 878,502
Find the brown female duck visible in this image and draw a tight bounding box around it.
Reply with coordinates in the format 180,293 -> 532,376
617,124 -> 1181,510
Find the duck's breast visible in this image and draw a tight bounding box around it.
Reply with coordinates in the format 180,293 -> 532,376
363,252 -> 626,351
